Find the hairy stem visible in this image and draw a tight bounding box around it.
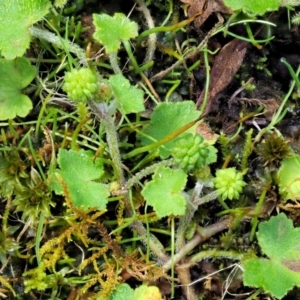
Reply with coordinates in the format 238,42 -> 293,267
176,266 -> 197,300
125,159 -> 173,190
163,218 -> 229,271
88,99 -> 170,264
29,26 -> 86,64
88,100 -> 124,185
109,52 -> 122,74
135,0 -> 156,74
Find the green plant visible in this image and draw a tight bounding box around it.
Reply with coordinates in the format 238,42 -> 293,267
172,133 -> 214,171
49,149 -> 110,210
62,68 -> 99,103
243,213 -> 300,299
224,0 -> 300,16
278,155 -> 300,201
2,0 -> 300,299
101,283 -> 162,300
213,168 -> 246,203
0,57 -> 36,120
257,132 -> 292,166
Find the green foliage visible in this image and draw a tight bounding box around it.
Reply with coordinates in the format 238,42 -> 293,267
241,129 -> 253,172
0,0 -> 51,59
12,168 -> 55,223
0,231 -> 20,265
140,101 -> 201,158
278,155 -> 300,201
49,149 -> 110,210
62,70 -> 144,114
243,213 -> 300,299
0,151 -> 28,196
0,274 -> 16,297
23,263 -> 48,293
224,0 -> 300,15
224,0 -> 281,15
213,168 -> 246,200
172,133 -> 217,171
99,283 -> 162,300
93,13 -> 139,53
292,12 -> 300,25
2,0 -> 300,298
63,68 -> 98,103
0,57 -> 36,120
218,132 -> 232,160
104,283 -> 134,300
141,166 -> 187,218
0,151 -> 51,224
257,132 -> 291,166
134,285 -> 162,300
53,0 -> 68,7
109,74 -> 145,114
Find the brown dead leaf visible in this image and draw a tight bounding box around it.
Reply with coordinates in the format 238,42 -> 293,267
197,39 -> 247,115
196,121 -> 218,141
230,97 -> 280,120
180,0 -> 232,28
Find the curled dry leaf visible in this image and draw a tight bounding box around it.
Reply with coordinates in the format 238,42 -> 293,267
197,39 -> 248,115
230,97 -> 280,120
180,0 -> 232,28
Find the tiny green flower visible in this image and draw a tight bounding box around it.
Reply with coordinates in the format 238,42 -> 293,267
213,168 -> 246,200
63,68 -> 98,103
172,133 -> 210,171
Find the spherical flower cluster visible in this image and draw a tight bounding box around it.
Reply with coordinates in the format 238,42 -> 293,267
63,68 -> 98,102
213,168 -> 246,200
172,133 -> 210,171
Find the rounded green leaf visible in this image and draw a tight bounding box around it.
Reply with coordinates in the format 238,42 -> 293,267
224,0 -> 281,15
109,74 -> 144,114
278,156 -> 300,201
141,166 -> 187,218
49,149 -> 109,210
140,101 -> 201,158
243,214 -> 300,299
0,0 -> 51,59
93,13 -> 138,53
0,57 -> 36,120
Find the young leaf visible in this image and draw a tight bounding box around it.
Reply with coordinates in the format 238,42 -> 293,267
109,74 -> 145,114
134,285 -> 162,300
140,101 -> 201,158
49,149 -> 109,210
141,166 -> 187,218
107,283 -> 134,300
93,13 -> 138,53
224,0 -> 281,15
0,57 -> 36,120
0,0 -> 51,59
278,156 -> 300,201
243,213 -> 300,299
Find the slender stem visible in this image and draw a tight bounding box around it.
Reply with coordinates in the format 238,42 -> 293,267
88,99 -> 171,263
29,26 -> 86,64
171,216 -> 175,298
181,250 -> 248,269
89,100 -> 124,184
280,57 -> 300,88
109,52 -> 122,74
198,47 -> 210,113
163,218 -> 229,271
176,265 -> 197,300
36,212 -> 44,266
123,118 -> 198,159
254,64 -> 300,143
137,15 -> 197,43
135,0 -> 156,69
125,159 -> 173,189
